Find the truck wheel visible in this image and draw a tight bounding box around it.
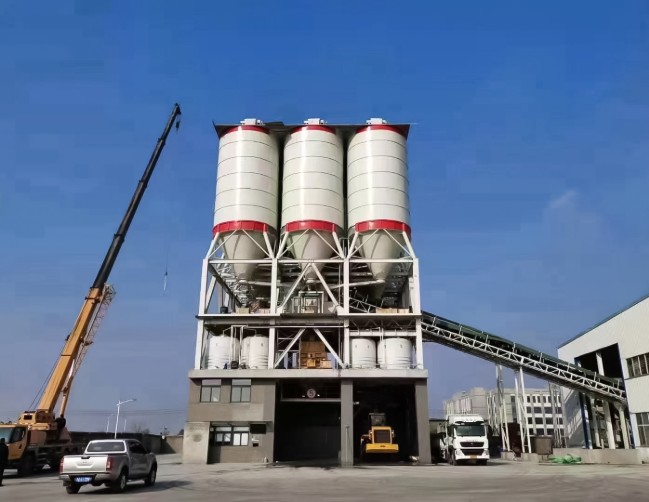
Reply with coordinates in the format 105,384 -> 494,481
144,465 -> 157,487
17,454 -> 35,477
66,484 -> 81,494
477,459 -> 488,466
111,470 -> 128,493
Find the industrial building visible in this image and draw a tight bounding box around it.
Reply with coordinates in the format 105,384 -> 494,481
558,293 -> 649,452
183,118 -> 431,465
443,385 -> 565,447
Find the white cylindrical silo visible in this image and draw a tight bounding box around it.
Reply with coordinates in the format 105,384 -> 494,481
351,337 -> 377,369
206,335 -> 241,369
213,121 -> 279,282
247,336 -> 269,369
281,121 -> 344,280
240,336 -> 252,367
347,120 -> 410,281
377,337 -> 412,369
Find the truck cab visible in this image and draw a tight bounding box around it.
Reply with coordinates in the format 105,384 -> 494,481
0,422 -> 83,476
0,425 -> 29,469
442,414 -> 489,465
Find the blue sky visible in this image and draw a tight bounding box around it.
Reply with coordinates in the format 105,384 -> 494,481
1,1 -> 648,431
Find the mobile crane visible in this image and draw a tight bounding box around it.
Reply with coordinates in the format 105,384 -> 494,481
0,103 -> 182,476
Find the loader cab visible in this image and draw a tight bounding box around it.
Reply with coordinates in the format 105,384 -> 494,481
369,413 -> 387,427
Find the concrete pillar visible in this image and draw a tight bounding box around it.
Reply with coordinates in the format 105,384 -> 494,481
595,351 -> 616,449
182,422 -> 210,464
589,397 -> 601,448
340,380 -> 354,467
617,404 -> 630,449
602,403 -> 616,449
577,393 -> 592,448
415,379 -> 432,464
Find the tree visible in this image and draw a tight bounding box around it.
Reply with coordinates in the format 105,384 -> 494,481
132,422 -> 150,434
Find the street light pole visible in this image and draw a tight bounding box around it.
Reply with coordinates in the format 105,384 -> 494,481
114,399 -> 136,439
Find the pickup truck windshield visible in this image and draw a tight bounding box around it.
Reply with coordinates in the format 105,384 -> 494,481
86,441 -> 126,453
455,425 -> 485,437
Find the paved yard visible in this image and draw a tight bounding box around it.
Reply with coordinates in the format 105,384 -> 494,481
2,455 -> 648,501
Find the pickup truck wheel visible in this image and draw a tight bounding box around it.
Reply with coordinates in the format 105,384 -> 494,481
144,465 -> 157,487
66,484 -> 81,494
111,471 -> 128,493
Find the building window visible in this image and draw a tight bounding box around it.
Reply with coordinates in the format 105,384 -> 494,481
534,407 -> 542,414
211,425 -> 250,446
535,417 -> 544,424
200,379 -> 222,403
636,413 -> 649,447
627,353 -> 649,378
231,379 -> 251,403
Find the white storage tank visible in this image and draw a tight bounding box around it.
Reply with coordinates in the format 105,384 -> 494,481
347,119 -> 410,281
351,338 -> 377,369
206,335 -> 241,369
240,336 -> 252,367
213,119 -> 279,282
377,337 -> 412,369
281,119 -> 344,281
247,335 -> 269,369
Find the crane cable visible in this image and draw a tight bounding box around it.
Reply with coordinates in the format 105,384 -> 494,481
162,115 -> 182,296
28,352 -> 59,411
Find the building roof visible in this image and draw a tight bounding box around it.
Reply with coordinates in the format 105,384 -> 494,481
558,291 -> 649,349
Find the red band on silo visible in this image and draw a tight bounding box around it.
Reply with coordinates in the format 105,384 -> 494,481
355,125 -> 406,137
222,125 -> 269,136
212,220 -> 273,236
355,220 -> 411,236
284,220 -> 339,233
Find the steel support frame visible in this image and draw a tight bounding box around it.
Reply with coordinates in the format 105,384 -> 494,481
197,225 -> 425,372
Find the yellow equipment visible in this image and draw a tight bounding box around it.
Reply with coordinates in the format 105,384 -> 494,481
0,104 -> 181,476
360,413 -> 399,459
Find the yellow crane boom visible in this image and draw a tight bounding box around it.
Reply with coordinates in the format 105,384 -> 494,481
18,103 -> 182,431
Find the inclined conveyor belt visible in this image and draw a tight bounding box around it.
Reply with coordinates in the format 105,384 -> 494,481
420,311 -> 626,402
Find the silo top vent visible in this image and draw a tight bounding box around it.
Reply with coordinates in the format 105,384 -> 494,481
241,118 -> 265,126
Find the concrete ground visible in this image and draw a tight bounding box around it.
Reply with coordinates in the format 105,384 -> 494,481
2,454 -> 648,501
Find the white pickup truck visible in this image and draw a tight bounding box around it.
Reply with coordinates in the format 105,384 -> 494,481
59,439 -> 157,494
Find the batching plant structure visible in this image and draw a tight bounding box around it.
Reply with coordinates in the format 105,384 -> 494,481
184,118 -> 431,466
